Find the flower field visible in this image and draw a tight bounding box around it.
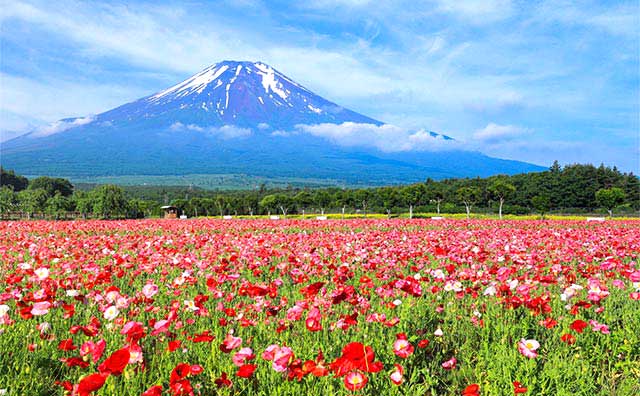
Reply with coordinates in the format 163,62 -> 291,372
1,219 -> 639,396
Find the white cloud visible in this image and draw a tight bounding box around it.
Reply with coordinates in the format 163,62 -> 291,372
295,122 -> 459,152
31,116 -> 95,137
473,123 -> 529,143
217,125 -> 252,138
257,122 -> 270,130
169,122 -> 251,138
270,130 -> 292,137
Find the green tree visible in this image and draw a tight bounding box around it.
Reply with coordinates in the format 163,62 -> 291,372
354,189 -> 370,217
29,176 -> 74,197
93,185 -> 128,219
18,188 -> 48,218
313,190 -> 332,215
242,193 -> 260,217
189,197 -> 204,217
488,179 -> 516,219
456,187 -> 480,219
214,195 -> 227,218
46,193 -> 72,219
425,180 -> 446,214
126,199 -> 148,219
0,186 -> 19,213
294,191 -> 314,217
379,187 -> 399,218
274,193 -> 294,217
531,195 -> 551,219
595,187 -> 626,218
0,168 -> 29,191
401,184 -> 425,218
73,191 -> 95,218
259,194 -> 278,216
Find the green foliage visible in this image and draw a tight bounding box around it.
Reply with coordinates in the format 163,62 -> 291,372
29,176 -> 74,197
259,194 -> 279,214
0,167 -> 28,191
45,193 -> 72,219
489,179 -> 517,218
488,179 -> 516,200
92,185 -> 128,219
0,186 -> 19,213
532,195 -> 551,218
17,188 -> 48,215
595,187 -> 626,216
73,191 -> 94,217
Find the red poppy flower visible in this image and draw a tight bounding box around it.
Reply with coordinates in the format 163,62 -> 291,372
60,357 -> 90,368
560,333 -> 576,345
300,282 -> 325,299
513,381 -> 528,394
76,373 -> 108,396
570,319 -> 588,333
168,340 -> 182,352
98,348 -> 130,375
329,342 -> 383,377
169,379 -> 193,396
192,330 -> 214,343
539,317 -> 558,329
141,385 -> 163,396
215,372 -> 233,388
58,338 -> 77,351
237,363 -> 257,378
462,384 -> 480,396
170,363 -> 193,383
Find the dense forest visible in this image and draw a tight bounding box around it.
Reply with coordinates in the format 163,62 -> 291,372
1,162 -> 638,219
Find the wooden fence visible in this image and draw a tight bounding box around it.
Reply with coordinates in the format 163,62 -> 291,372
0,212 -> 94,221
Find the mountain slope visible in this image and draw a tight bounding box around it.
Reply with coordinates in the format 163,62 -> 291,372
0,61 -> 544,184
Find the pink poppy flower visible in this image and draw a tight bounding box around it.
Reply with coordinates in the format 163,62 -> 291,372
233,347 -> 255,367
31,301 -> 51,316
517,339 -> 540,358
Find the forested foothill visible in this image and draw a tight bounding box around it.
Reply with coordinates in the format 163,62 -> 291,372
1,162 -> 638,219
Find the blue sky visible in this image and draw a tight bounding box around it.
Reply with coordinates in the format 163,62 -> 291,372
1,0 -> 638,172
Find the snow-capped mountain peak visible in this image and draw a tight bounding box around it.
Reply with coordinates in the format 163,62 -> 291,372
102,60 -> 381,129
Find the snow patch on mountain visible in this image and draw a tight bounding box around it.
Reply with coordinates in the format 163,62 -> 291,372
150,65 -> 229,100
254,62 -> 289,100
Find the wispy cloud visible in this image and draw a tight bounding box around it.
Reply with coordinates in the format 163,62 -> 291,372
169,122 -> 251,139
295,122 -> 459,152
31,116 -> 95,137
473,123 -> 529,144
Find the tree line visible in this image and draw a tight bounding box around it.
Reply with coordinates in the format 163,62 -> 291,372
1,162 -> 638,219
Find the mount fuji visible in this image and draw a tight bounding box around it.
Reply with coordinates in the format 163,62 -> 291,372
1,61 -> 543,185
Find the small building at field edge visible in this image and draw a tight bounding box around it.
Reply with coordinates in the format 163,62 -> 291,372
161,205 -> 179,219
